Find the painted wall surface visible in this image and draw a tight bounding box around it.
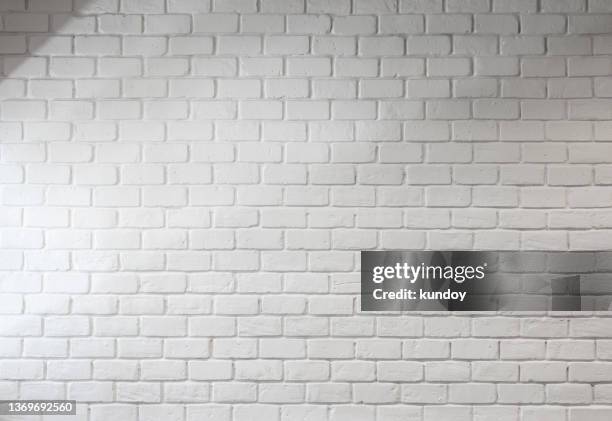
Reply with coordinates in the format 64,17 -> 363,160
1,0 -> 612,419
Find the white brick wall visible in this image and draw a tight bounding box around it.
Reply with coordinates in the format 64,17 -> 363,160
1,0 -> 612,419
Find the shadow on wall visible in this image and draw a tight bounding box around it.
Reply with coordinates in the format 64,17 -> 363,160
0,1 -> 153,142
1,0 -> 107,106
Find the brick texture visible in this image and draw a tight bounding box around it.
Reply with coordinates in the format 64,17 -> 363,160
1,0 -> 612,419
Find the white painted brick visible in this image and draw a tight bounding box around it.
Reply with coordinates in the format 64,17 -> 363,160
399,0 -> 442,12
331,317 -> 374,337
123,37 -> 166,57
240,58 -> 283,77
264,80 -> 308,99
242,15 -> 284,34
521,406 -> 567,420
427,14 -> 472,34
90,405 -> 136,421
548,36 -> 591,56
354,0 -> 397,13
498,384 -> 544,404
0,122 -> 22,141
474,57 -> 516,76
313,80 -> 356,99
266,35 -> 309,55
406,35 -> 451,55
356,121 -> 402,141
360,36 -> 404,56
121,0 -> 164,12
193,15 -> 237,36
449,383 -> 496,404
570,362 -> 612,383
306,383 -> 351,403
357,165 -> 404,185
0,360 -> 43,379
521,100 -> 566,120
474,99 -> 519,119
286,100 -> 329,120
570,15 -> 612,34
547,384 -> 591,404
380,58 -> 423,78
354,383 -> 400,404
475,14 -> 518,35
543,0 -> 585,12
407,79 -> 451,98
425,361 -> 470,382
522,57 -> 566,78
3,0 -> 612,414
379,143 -> 422,164
332,100 -> 376,120
218,35 -> 261,56
404,121 -> 450,141
75,35 -> 121,55
381,15 -> 424,34
427,143 -> 471,163
447,0 -> 490,12
5,12 -> 49,32
99,14 -> 141,33
3,57 -> 47,78
426,186 -> 471,207
428,58 -> 471,77
401,384 -> 446,404
454,35 -> 497,56
0,35 -> 27,54
332,17 -> 371,37
521,15 -> 566,35
521,360 -> 566,383
502,79 -> 545,99
2,100 -> 46,120
29,80 -> 72,99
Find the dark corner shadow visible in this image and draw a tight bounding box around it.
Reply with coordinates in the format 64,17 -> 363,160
1,0 -> 98,86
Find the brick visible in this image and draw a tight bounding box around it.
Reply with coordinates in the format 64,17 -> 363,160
521,362 -> 567,382
331,17 -> 371,37
407,79 -> 450,98
570,408 -> 612,421
449,383 -> 496,404
475,14 -> 518,34
521,15 -> 566,34
427,14 -> 472,34
501,340 -> 545,360
380,17 -> 422,36
522,57 -> 566,77
543,0 -> 585,12
475,58 -> 519,77
406,35 -> 451,55
569,15 -> 612,34
447,0 -> 490,12
3,0 -> 612,410
498,384 -> 544,404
